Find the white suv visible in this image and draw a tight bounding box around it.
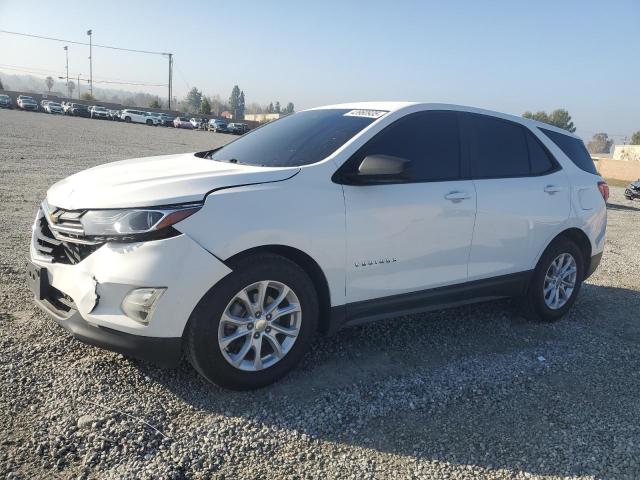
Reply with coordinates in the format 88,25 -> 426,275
120,109 -> 158,125
28,102 -> 607,389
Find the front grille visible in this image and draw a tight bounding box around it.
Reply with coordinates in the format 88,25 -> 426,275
33,208 -> 103,265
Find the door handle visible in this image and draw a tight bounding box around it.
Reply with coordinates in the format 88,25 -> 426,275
444,191 -> 471,202
544,185 -> 564,194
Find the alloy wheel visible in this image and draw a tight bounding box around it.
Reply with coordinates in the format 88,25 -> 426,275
218,281 -> 302,371
543,253 -> 577,310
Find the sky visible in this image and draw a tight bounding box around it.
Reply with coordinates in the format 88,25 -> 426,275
0,0 -> 638,141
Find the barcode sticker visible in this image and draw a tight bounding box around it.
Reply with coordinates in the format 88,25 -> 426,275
344,109 -> 388,119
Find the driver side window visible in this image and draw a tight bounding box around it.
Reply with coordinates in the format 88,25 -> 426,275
352,111 -> 461,182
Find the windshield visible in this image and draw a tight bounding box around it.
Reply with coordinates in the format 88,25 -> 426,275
95,107 -> 106,111
209,109 -> 380,167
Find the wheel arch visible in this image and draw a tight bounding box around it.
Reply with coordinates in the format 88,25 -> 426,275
224,245 -> 333,334
540,228 -> 592,274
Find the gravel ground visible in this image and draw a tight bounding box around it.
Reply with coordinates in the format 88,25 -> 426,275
1,108 -> 640,480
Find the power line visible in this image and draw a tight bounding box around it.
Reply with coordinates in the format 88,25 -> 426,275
0,63 -> 166,85
0,29 -> 170,56
0,65 -> 167,87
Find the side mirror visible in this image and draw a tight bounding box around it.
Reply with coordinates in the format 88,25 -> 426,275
342,155 -> 409,184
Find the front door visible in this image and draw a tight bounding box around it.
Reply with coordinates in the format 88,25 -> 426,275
339,110 -> 477,304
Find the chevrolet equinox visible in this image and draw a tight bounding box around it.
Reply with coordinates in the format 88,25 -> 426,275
28,103 -> 608,389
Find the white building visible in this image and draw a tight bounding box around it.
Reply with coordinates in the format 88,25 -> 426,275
612,145 -> 640,162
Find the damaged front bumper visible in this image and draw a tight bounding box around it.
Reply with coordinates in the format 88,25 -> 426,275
28,232 -> 232,365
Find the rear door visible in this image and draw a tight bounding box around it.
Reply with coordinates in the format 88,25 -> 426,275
340,110 -> 477,303
462,113 -> 570,280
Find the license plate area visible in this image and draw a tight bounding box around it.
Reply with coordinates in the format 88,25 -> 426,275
26,259 -> 49,300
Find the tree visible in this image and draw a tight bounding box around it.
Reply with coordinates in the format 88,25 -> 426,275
267,102 -> 274,113
631,131 -> 640,145
0,77 -> 4,90
238,91 -> 245,120
274,101 -> 281,114
228,85 -> 245,119
80,92 -> 94,101
245,102 -> 263,114
185,87 -> 202,112
523,111 -> 549,123
67,81 -> 75,97
45,76 -> 54,93
587,133 -> 614,154
199,96 -> 211,114
548,109 -> 576,132
149,98 -> 161,108
522,109 -> 576,132
283,102 -> 295,114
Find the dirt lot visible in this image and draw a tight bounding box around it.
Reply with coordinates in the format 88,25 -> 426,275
1,108 -> 640,479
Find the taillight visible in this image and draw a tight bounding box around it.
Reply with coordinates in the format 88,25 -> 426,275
597,181 -> 609,202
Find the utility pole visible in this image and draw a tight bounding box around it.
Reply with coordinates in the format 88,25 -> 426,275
167,53 -> 173,110
87,29 -> 93,97
63,45 -> 70,98
77,73 -> 81,99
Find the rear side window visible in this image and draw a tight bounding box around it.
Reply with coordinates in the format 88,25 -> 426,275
471,115 -> 529,178
526,131 -> 555,175
539,128 -> 598,175
351,111 -> 460,182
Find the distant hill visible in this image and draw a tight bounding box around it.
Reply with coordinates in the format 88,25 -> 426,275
0,72 -> 164,108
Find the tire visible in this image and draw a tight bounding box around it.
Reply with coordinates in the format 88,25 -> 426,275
521,238 -> 584,322
124,117 -> 131,123
186,253 -> 319,390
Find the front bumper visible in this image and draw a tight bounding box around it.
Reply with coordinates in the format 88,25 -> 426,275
35,300 -> 183,366
30,230 -> 232,360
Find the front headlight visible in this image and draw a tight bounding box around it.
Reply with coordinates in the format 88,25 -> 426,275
80,204 -> 201,237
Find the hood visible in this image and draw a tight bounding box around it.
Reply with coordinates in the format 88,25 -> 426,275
47,153 -> 300,209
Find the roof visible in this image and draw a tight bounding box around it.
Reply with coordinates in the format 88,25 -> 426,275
308,101 -> 580,139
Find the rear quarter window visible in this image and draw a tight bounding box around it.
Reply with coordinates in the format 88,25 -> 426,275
540,128 -> 598,175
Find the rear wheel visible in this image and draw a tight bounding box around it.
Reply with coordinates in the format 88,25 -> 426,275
522,239 -> 584,322
186,254 -> 318,390
124,117 -> 131,123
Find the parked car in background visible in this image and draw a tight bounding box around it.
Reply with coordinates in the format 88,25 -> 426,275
90,106 -> 109,119
40,99 -> 50,111
0,94 -> 13,109
145,112 -> 162,126
44,102 -> 63,114
228,122 -> 250,135
208,119 -> 228,133
120,109 -> 149,124
26,102 -> 608,389
17,95 -> 38,111
158,113 -> 175,127
625,179 -> 640,201
108,109 -> 121,121
173,116 -> 193,129
189,117 -> 203,129
67,103 -> 90,118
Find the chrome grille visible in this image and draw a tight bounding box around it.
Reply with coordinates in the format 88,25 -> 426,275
32,206 -> 103,265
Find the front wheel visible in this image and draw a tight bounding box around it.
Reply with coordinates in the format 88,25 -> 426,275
186,254 -> 318,390
521,239 -> 584,322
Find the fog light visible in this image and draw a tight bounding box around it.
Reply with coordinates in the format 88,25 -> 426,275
121,288 -> 166,324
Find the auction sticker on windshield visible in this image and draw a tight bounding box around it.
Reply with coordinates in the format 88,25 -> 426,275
343,109 -> 388,119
